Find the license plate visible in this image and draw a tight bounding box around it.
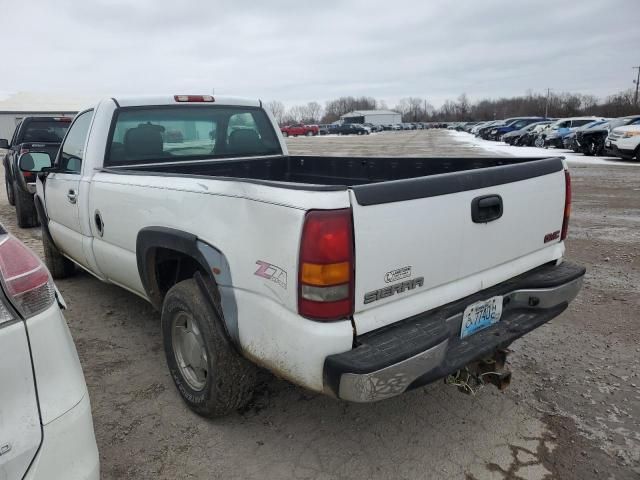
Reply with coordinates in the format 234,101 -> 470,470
460,296 -> 503,339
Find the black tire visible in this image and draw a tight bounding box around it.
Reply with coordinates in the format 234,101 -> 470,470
634,146 -> 640,162
305,131 -> 313,137
281,131 -> 288,137
15,185 -> 39,228
5,175 -> 15,206
42,225 -> 76,278
162,278 -> 257,417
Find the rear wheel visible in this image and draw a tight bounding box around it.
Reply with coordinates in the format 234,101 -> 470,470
5,176 -> 15,206
162,278 -> 257,417
42,225 -> 76,278
15,186 -> 39,228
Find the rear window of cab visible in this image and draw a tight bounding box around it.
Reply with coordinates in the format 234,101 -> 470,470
106,106 -> 282,165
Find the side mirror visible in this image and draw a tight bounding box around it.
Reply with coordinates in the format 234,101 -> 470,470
19,151 -> 53,172
0,139 -> 9,149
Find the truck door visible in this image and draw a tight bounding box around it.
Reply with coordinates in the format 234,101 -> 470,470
45,110 -> 94,267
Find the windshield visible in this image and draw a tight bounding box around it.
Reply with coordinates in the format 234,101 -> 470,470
22,120 -> 70,143
106,106 -> 282,165
608,117 -> 640,129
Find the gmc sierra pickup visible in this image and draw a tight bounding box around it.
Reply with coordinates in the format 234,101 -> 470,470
1,116 -> 72,227
32,94 -> 584,417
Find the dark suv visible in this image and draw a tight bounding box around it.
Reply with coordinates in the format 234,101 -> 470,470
1,116 -> 72,227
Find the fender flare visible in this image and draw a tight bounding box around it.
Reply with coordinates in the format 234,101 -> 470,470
135,227 -> 239,345
34,194 -> 58,249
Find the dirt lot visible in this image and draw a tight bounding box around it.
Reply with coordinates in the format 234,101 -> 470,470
1,130 -> 639,479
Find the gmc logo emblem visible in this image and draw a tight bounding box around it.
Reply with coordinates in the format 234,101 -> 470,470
544,230 -> 560,243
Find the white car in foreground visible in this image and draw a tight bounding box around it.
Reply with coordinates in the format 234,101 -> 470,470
0,226 -> 99,479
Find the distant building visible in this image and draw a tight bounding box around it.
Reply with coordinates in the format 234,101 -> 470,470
340,110 -> 402,126
0,92 -> 99,140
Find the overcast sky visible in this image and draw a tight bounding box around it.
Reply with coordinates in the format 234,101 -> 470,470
1,0 -> 638,107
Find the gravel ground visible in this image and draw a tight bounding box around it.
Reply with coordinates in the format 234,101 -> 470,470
1,130 -> 638,479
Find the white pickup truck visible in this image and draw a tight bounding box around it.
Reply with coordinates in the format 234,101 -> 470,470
32,94 -> 585,417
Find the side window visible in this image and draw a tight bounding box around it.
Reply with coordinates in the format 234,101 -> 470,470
59,111 -> 93,173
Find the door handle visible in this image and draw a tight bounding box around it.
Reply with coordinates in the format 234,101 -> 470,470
471,194 -> 503,223
67,189 -> 77,204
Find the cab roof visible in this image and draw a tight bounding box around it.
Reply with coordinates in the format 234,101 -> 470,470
108,95 -> 261,108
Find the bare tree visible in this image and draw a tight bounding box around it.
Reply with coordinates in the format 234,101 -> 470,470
265,100 -> 285,125
457,93 -> 470,121
305,102 -> 323,123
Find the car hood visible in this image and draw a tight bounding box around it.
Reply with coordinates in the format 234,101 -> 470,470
612,125 -> 640,134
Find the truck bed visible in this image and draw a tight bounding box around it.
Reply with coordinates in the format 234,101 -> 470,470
106,155 -> 563,203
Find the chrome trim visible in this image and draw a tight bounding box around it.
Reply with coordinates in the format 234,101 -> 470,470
337,276 -> 583,402
507,277 -> 583,309
338,341 -> 448,402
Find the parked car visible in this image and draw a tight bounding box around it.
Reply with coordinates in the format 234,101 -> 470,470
537,117 -> 602,148
33,94 -> 584,417
0,224 -> 99,479
1,116 -> 72,227
606,123 -> 640,161
520,122 -> 555,147
503,121 -> 553,146
577,116 -> 640,156
363,123 -> 384,133
471,121 -> 492,135
476,120 -> 503,138
390,124 -> 402,131
334,123 -> 370,135
463,122 -> 480,132
563,120 -> 609,152
318,124 -> 338,135
280,124 -> 319,137
493,118 -> 546,141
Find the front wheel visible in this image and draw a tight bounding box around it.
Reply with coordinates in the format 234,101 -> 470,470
281,131 -> 288,137
534,136 -> 545,148
5,175 -> 15,206
305,131 -> 313,137
162,278 -> 257,417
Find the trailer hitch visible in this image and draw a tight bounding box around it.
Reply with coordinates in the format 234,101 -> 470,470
445,349 -> 512,395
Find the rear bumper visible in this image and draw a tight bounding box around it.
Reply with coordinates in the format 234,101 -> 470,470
324,261 -> 585,402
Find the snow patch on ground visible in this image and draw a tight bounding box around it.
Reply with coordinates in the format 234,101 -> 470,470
448,131 -> 639,167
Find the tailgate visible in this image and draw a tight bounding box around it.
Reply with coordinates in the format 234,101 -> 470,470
349,157 -> 567,334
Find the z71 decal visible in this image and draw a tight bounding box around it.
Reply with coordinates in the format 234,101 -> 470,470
364,277 -> 424,304
254,261 -> 288,289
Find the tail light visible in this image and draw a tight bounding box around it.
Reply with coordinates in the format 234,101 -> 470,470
0,235 -> 55,318
560,169 -> 571,241
174,95 -> 215,103
298,209 -> 354,320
